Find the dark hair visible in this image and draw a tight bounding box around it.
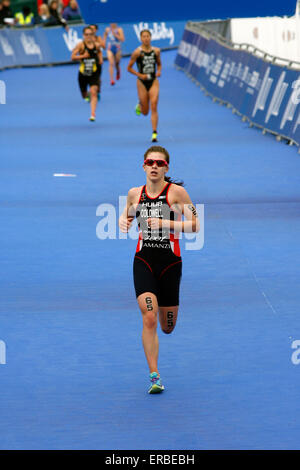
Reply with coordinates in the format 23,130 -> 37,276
90,24 -> 98,30
23,5 -> 31,15
143,146 -> 184,186
140,29 -> 152,37
83,26 -> 92,34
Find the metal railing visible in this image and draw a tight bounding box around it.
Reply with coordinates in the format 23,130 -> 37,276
187,20 -> 300,70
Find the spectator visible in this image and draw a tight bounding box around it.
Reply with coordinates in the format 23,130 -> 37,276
62,0 -> 81,22
49,0 -> 68,29
0,0 -> 15,25
37,3 -> 56,26
15,5 -> 35,26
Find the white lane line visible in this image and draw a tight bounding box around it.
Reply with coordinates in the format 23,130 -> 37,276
53,173 -> 77,177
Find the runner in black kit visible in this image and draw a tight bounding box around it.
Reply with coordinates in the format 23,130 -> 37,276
119,146 -> 200,394
127,29 -> 161,143
71,26 -> 102,121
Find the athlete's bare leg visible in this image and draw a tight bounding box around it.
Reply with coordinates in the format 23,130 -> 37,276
137,79 -> 149,116
115,50 -> 121,78
159,306 -> 179,334
90,85 -> 98,116
149,79 -> 159,132
107,50 -> 115,83
137,292 -> 159,373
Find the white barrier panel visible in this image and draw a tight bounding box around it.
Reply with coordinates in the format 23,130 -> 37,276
230,16 -> 300,63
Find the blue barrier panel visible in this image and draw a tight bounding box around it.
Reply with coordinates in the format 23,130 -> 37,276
252,64 -> 283,129
291,96 -> 300,144
42,25 -> 80,64
0,29 -> 17,68
238,53 -> 262,118
269,67 -> 300,141
0,28 -> 46,67
184,30 -> 204,80
231,49 -> 253,111
194,39 -> 221,96
175,26 -> 300,146
175,29 -> 198,72
10,29 -> 47,66
209,40 -> 229,101
0,20 -> 185,70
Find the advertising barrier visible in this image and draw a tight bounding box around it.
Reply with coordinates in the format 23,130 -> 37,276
0,20 -> 185,70
175,24 -> 300,148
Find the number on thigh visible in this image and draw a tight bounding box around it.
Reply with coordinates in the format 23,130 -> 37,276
159,306 -> 178,333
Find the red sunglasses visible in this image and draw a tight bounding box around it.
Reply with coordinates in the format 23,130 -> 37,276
144,159 -> 168,167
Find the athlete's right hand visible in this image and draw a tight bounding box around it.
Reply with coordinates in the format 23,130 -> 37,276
119,216 -> 134,232
138,73 -> 149,80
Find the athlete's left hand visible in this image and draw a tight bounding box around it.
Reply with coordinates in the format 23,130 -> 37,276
147,218 -> 162,229
156,72 -> 161,78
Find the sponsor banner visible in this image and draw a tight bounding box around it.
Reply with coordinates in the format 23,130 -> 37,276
0,27 -> 47,67
0,21 -> 185,70
174,29 -> 198,72
175,27 -> 300,145
0,29 -> 16,68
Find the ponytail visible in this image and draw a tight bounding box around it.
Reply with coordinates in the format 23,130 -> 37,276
164,176 -> 184,186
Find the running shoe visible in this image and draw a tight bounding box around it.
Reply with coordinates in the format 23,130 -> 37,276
84,92 -> 90,102
135,103 -> 141,116
148,372 -> 164,394
97,92 -> 101,101
110,80 -> 115,86
89,115 -> 96,122
151,131 -> 158,142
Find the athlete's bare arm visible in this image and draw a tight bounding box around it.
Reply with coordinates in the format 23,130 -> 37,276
96,35 -> 105,49
71,42 -> 82,60
71,42 -> 89,61
98,48 -> 103,65
117,27 -> 125,42
127,49 -> 148,80
94,36 -> 104,50
155,48 -> 162,77
103,27 -> 109,48
147,185 -> 200,233
169,185 -> 200,232
119,187 -> 142,232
